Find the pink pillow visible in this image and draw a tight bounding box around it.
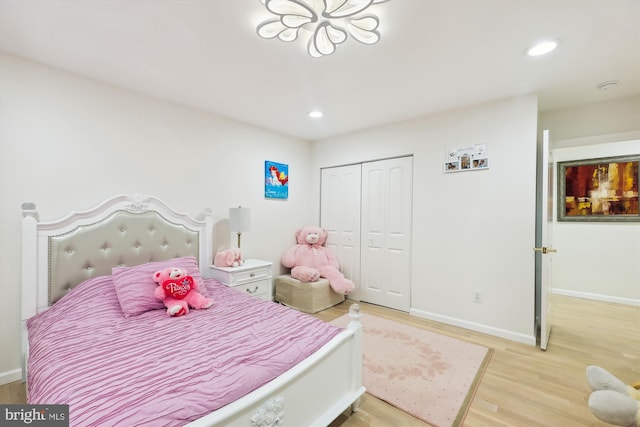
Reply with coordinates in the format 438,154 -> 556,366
112,256 -> 203,317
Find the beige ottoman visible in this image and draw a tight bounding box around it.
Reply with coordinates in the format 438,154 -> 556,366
275,275 -> 345,314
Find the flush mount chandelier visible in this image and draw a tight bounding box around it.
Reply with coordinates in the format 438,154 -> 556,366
257,0 -> 390,58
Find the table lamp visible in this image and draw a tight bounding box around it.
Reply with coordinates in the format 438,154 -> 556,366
229,206 -> 251,249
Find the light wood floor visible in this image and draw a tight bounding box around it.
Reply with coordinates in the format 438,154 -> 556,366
317,295 -> 640,427
2,295 -> 638,426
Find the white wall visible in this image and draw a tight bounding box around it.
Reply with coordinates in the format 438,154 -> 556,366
541,95 -> 640,144
0,53 -> 314,383
312,96 -> 539,345
551,140 -> 640,305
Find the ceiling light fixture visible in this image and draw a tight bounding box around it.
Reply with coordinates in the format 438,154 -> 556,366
526,40 -> 558,57
257,0 -> 391,58
308,110 -> 324,118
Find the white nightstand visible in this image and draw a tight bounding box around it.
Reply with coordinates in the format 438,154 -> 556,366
210,259 -> 273,301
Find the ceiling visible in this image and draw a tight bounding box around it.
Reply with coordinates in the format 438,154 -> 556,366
1,0 -> 639,141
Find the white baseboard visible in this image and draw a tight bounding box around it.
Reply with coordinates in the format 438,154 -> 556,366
409,308 -> 537,346
552,288 -> 640,307
0,368 -> 22,386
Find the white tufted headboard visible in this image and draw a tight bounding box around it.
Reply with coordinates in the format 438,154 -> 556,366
20,194 -> 214,381
21,194 -> 214,319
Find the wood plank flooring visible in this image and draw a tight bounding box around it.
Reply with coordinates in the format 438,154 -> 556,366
2,295 -> 638,426
0,379 -> 25,405
318,294 -> 640,427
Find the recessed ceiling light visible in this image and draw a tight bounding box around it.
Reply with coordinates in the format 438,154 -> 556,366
526,40 -> 558,57
308,110 -> 323,118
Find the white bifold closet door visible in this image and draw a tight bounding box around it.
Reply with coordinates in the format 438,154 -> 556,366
321,156 -> 413,311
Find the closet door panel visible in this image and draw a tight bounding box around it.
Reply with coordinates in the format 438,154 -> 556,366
386,161 -> 412,302
361,162 -> 385,304
362,245 -> 384,295
361,157 -> 412,311
321,164 -> 361,300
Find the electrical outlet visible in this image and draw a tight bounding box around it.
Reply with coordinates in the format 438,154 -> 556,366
473,290 -> 483,303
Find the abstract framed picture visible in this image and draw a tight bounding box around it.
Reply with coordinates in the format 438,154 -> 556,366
265,160 -> 288,199
557,154 -> 639,222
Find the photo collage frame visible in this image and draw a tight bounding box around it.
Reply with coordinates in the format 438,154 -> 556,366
444,144 -> 489,173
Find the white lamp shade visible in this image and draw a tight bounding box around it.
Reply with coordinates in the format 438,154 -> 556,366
229,207 -> 251,233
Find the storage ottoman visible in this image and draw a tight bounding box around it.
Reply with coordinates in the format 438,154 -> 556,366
275,275 -> 345,314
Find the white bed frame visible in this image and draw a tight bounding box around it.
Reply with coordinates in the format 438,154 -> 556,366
21,194 -> 364,427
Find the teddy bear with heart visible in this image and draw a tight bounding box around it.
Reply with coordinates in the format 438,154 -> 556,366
153,267 -> 214,316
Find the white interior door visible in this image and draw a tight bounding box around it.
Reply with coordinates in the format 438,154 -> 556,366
360,157 -> 412,312
536,130 -> 555,350
320,164 -> 362,300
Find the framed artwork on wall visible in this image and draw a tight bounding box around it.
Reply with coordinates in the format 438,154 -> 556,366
265,160 -> 288,199
557,154 -> 639,222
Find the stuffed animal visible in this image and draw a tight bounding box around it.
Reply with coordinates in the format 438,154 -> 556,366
214,248 -> 244,267
153,267 -> 214,316
587,365 -> 640,426
281,225 -> 354,295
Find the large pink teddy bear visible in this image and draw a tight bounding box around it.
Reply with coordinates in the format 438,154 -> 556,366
153,267 -> 214,316
281,225 -> 354,295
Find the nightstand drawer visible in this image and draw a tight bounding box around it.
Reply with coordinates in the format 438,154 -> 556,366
233,279 -> 270,299
230,267 -> 271,285
210,259 -> 273,301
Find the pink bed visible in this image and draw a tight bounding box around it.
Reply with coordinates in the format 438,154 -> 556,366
21,194 -> 364,426
27,274 -> 342,426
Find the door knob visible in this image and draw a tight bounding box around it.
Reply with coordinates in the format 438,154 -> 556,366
533,247 -> 557,254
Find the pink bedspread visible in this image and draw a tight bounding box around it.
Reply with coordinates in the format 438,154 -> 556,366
27,276 -> 342,426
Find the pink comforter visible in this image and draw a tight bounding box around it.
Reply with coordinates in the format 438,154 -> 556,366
27,276 -> 342,426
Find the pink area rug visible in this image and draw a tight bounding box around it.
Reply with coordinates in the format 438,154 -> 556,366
331,313 -> 492,427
